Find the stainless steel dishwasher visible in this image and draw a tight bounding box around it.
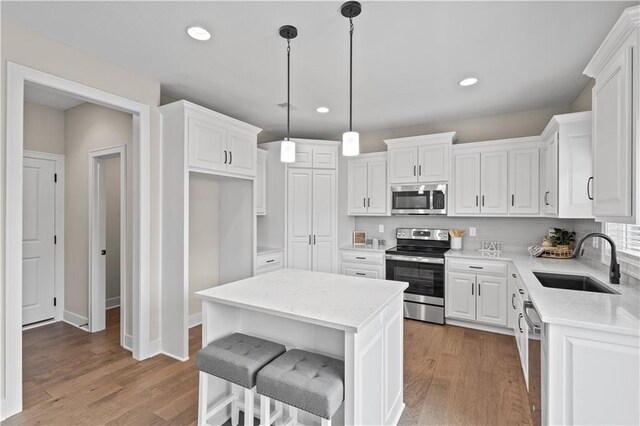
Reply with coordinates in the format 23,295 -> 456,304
524,301 -> 542,425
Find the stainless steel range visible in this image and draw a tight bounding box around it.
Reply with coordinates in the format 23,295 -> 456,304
385,228 -> 449,324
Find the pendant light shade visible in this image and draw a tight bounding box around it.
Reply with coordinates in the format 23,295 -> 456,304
279,25 -> 298,163
341,1 -> 362,157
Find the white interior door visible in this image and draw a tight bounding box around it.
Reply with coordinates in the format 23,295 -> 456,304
287,168 -> 313,270
22,157 -> 56,326
90,158 -> 107,332
312,170 -> 336,273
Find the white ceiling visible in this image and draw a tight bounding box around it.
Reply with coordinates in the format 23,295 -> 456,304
24,82 -> 85,111
3,1 -> 635,139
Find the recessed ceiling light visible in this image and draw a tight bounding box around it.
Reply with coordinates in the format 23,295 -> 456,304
459,77 -> 478,87
186,26 -> 211,41
316,106 -> 330,113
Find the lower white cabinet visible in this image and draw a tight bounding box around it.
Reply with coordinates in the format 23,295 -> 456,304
340,249 -> 385,279
256,249 -> 283,275
446,259 -> 508,327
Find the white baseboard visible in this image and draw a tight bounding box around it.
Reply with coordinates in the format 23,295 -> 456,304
106,296 -> 121,309
189,312 -> 202,328
445,318 -> 514,336
62,310 -> 89,331
149,338 -> 163,357
124,333 -> 133,351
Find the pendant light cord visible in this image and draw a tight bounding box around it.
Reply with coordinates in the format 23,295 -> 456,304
287,38 -> 291,141
349,17 -> 354,132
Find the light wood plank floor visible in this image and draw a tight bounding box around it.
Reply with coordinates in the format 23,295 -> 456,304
5,309 -> 532,425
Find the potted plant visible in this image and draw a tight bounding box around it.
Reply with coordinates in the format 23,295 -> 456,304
550,228 -> 575,251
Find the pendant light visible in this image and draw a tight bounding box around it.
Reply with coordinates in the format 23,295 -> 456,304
341,1 -> 362,157
279,25 -> 298,163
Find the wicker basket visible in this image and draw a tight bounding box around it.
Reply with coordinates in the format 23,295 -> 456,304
540,245 -> 573,259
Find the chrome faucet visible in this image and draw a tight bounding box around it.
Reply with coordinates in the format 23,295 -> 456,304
572,233 -> 621,284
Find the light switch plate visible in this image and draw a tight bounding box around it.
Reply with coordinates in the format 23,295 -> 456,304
469,227 -> 477,237
378,224 -> 384,233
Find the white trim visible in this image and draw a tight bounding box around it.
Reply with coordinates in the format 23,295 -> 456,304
4,62 -> 152,419
124,333 -> 133,352
149,338 -> 163,357
189,312 -> 202,329
445,318 -> 514,336
62,310 -> 89,329
21,319 -> 57,331
22,150 -> 65,322
106,297 -> 121,310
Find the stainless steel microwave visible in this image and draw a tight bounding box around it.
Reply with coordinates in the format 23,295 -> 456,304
391,184 -> 447,215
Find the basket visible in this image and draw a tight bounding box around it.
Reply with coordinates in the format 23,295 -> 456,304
540,245 -> 573,259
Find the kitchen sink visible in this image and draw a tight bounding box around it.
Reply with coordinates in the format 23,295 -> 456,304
533,272 -> 616,294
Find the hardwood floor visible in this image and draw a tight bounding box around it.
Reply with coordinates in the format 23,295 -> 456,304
5,310 -> 532,425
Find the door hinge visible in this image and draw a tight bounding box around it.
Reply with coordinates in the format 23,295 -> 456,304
54,297 -> 57,307
54,173 -> 57,183
54,235 -> 57,244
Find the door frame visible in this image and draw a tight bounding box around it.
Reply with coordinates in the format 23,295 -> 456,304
22,150 -> 66,324
88,146 -> 126,347
4,62 -> 151,419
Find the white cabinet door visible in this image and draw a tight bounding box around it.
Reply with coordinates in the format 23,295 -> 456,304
418,143 -> 449,182
289,145 -> 313,168
312,145 -> 337,169
287,169 -> 313,270
226,131 -> 255,177
480,151 -> 508,214
453,153 -> 481,214
562,130 -> 593,218
348,161 -> 368,215
592,45 -> 633,218
508,277 -> 518,330
542,135 -> 558,215
476,274 -> 508,326
446,272 -> 476,321
342,266 -> 381,279
367,160 -> 387,214
312,170 -> 336,273
388,147 -> 417,184
188,117 -> 227,172
256,150 -> 267,215
509,148 -> 540,215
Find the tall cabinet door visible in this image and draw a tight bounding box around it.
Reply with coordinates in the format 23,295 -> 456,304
188,117 -> 227,172
592,45 -> 633,218
312,170 -> 336,273
348,162 -> 368,215
453,153 -> 481,214
480,151 -> 508,214
509,148 -> 540,215
388,147 -> 418,184
367,160 -> 387,214
287,169 -> 313,270
446,272 -> 476,321
476,275 -> 508,326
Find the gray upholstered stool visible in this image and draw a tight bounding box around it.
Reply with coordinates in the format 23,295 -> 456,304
197,333 -> 286,426
256,349 -> 345,426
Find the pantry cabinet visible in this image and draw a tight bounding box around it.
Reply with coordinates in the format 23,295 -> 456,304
384,132 -> 455,184
584,9 -> 639,224
347,152 -> 388,215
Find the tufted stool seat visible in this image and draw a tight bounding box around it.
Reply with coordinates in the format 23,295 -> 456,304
256,349 -> 345,426
197,333 -> 286,426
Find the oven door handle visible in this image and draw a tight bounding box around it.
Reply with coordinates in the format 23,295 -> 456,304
385,254 -> 444,265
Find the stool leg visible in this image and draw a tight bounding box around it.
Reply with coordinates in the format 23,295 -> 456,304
260,395 -> 271,426
289,407 -> 298,425
231,384 -> 239,426
244,388 -> 254,426
274,401 -> 283,426
198,372 -> 208,426
321,418 -> 331,426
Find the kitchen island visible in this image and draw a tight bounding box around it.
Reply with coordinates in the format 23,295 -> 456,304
195,268 -> 408,426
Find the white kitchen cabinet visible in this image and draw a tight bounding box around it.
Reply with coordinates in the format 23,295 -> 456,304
188,117 -> 228,173
256,149 -> 267,215
256,249 -> 283,275
508,148 -> 540,215
384,132 -> 456,184
476,274 -> 508,327
286,141 -> 338,273
584,9 -> 639,224
541,112 -> 593,218
340,249 -> 385,279
446,272 -> 476,321
347,153 -> 388,215
453,152 -> 481,214
480,151 -> 508,214
288,140 -> 337,170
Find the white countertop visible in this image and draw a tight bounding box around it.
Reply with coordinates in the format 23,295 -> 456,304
446,250 -> 640,336
339,244 -> 388,253
257,246 -> 283,256
195,268 -> 408,333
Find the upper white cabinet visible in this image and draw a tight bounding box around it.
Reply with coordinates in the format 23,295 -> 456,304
541,112 -> 593,218
347,152 -> 388,215
451,137 -> 541,216
256,149 -> 267,215
584,7 -> 639,224
384,132 -> 455,184
288,139 -> 337,169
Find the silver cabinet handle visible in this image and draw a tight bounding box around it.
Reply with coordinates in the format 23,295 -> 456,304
478,283 -> 481,296
413,165 -> 416,176
511,194 -> 515,206
229,151 -> 232,165
266,259 -> 275,263
419,165 -> 422,176
356,272 -> 366,276
471,282 -> 474,296
482,195 -> 485,207
363,197 -> 366,207
518,313 -> 523,333
367,197 -> 370,207
308,235 -> 311,245
544,191 -> 550,206
313,235 -> 316,245
469,266 -> 483,270
224,150 -> 227,164
512,293 -> 516,309
587,177 -> 593,200
356,256 -> 366,260
476,195 -> 479,207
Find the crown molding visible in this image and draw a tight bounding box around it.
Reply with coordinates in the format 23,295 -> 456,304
584,6 -> 640,78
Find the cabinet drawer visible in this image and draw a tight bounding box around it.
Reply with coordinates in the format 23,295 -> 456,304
340,250 -> 385,265
257,253 -> 282,269
448,259 -> 507,276
342,266 -> 381,279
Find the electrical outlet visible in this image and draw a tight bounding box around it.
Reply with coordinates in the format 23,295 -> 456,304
469,227 -> 477,237
378,224 -> 384,233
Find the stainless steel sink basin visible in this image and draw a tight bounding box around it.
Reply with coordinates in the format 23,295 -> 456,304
533,272 -> 616,294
